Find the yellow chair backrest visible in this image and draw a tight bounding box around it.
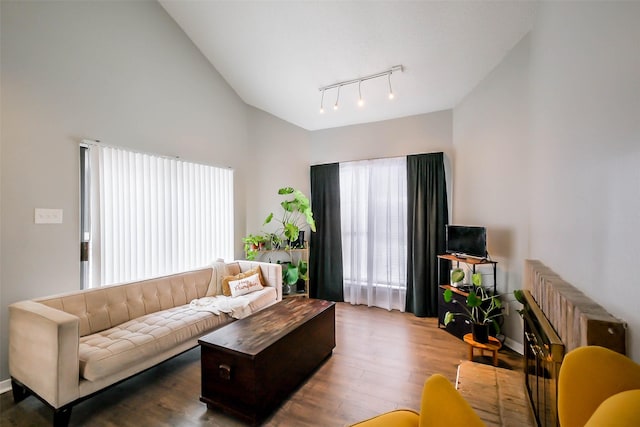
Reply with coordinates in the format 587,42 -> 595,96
419,374 -> 485,427
558,346 -> 640,427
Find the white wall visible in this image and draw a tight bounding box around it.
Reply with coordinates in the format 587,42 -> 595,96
453,1 -> 640,359
528,2 -> 640,359
0,0 -> 250,380
310,110 -> 453,165
245,106 -> 311,237
453,34 -> 531,350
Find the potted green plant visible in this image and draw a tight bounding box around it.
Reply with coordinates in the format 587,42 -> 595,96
242,233 -> 268,260
280,259 -> 309,295
266,232 -> 283,250
263,187 -> 316,248
443,272 -> 498,343
443,273 -> 524,343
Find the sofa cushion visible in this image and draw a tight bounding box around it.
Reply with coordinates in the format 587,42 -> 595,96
225,262 -> 241,276
79,305 -> 229,381
222,266 -> 265,296
39,268 -> 213,336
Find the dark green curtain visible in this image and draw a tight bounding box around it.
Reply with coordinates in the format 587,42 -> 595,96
406,153 -> 449,317
309,163 -> 344,301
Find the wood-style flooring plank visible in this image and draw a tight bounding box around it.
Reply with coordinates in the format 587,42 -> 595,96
0,302 -> 523,426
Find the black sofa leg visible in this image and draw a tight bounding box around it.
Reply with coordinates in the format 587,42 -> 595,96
53,407 -> 72,427
11,379 -> 29,403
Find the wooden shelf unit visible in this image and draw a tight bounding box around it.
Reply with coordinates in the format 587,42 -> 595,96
437,254 -> 497,294
436,254 -> 498,339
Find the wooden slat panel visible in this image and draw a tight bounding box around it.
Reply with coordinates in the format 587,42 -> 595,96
524,259 -> 627,354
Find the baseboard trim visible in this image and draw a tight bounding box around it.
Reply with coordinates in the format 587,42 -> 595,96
505,337 -> 524,355
0,378 -> 12,395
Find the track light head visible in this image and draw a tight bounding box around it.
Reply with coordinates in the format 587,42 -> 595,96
387,72 -> 395,100
358,80 -> 364,107
319,89 -> 325,114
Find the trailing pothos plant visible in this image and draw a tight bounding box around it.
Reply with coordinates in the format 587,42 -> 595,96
443,272 -> 524,334
242,233 -> 268,261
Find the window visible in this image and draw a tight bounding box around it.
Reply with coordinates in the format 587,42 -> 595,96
339,157 -> 407,311
81,144 -> 233,288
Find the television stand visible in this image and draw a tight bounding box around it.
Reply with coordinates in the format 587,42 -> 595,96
437,254 -> 498,340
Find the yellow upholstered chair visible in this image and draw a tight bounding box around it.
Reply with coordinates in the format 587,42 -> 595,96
558,346 -> 640,427
349,373 -> 485,427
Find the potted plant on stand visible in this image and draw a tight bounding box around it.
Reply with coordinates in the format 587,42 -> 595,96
280,259 -> 309,295
443,273 -> 523,343
242,233 -> 268,261
243,187 -> 315,296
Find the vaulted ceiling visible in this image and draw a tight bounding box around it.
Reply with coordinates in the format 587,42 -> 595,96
159,1 -> 537,131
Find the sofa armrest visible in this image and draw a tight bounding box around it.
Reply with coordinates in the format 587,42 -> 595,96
9,300 -> 80,408
238,260 -> 283,301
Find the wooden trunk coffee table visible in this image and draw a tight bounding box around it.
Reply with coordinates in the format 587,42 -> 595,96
198,298 -> 336,425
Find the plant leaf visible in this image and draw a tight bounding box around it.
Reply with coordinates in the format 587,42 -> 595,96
514,289 -> 525,304
284,223 -> 299,242
278,187 -> 295,195
298,260 -> 308,276
281,200 -> 295,212
284,266 -> 299,285
443,288 -> 453,303
472,273 -> 482,287
466,291 -> 482,308
263,213 -> 273,225
491,319 -> 501,335
451,269 -> 465,283
444,312 -> 455,325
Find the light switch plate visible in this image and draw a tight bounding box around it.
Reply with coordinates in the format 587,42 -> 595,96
35,208 -> 63,224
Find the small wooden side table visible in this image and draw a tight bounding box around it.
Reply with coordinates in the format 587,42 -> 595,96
463,333 -> 502,366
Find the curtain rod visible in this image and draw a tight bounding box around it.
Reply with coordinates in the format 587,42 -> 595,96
310,151 -> 446,167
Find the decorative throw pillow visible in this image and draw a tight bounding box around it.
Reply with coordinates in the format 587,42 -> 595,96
225,262 -> 241,276
221,266 -> 265,296
227,273 -> 263,297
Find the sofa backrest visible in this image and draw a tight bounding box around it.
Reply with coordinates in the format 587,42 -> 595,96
37,268 -> 213,337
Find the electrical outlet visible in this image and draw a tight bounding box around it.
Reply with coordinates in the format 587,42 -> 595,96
35,208 -> 63,224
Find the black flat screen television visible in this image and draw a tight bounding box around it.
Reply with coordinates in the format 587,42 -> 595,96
445,225 -> 487,259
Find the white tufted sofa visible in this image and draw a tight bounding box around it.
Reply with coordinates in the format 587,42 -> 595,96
8,260 -> 282,426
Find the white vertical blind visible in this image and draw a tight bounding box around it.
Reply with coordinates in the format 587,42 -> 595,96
340,157 -> 407,311
95,145 -> 233,286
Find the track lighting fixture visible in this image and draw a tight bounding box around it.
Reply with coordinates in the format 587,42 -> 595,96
318,65 -> 403,114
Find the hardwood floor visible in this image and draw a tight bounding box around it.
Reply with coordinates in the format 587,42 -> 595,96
0,302 -> 523,426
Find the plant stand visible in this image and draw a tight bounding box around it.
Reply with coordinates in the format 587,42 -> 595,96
463,333 -> 502,367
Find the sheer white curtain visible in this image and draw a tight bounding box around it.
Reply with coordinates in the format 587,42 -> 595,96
340,157 -> 407,311
89,145 -> 233,287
